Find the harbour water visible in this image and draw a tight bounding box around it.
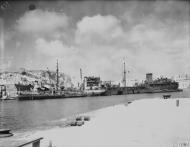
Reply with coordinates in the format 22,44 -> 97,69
0,89 -> 190,133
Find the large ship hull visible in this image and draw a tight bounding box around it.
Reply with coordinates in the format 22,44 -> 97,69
104,77 -> 182,95
84,89 -> 106,96
104,86 -> 182,96
17,91 -> 87,100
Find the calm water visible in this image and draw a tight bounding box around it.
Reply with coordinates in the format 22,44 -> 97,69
0,89 -> 190,132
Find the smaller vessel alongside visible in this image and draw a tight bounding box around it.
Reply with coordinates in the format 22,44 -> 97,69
0,129 -> 13,138
0,85 -> 16,100
0,96 -> 16,101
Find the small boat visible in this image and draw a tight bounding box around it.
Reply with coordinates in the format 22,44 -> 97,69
0,95 -> 16,101
4,97 -> 16,100
0,88 -> 16,100
0,129 -> 13,138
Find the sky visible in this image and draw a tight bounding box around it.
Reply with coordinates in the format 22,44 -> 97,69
0,0 -> 190,84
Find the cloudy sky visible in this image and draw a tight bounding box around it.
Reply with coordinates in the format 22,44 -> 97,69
0,0 -> 190,83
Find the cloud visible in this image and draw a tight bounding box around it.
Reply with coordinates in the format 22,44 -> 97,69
75,15 -> 124,46
35,38 -> 75,57
128,24 -> 165,46
126,18 -> 190,76
6,1 -> 189,82
73,11 -> 190,81
16,9 -> 69,34
34,38 -> 82,79
153,0 -> 190,23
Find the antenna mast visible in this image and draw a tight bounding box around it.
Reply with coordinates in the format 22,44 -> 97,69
56,60 -> 59,91
123,60 -> 126,87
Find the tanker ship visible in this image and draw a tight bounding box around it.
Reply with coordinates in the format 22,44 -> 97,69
104,73 -> 182,96
103,60 -> 182,95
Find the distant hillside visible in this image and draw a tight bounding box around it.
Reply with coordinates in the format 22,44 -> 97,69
0,69 -> 74,88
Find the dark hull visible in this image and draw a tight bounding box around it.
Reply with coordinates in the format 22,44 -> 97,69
15,84 -> 33,91
17,82 -> 182,100
17,93 -> 87,100
104,87 -> 183,96
17,88 -> 182,100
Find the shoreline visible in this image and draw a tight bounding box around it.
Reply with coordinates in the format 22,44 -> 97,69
1,97 -> 190,147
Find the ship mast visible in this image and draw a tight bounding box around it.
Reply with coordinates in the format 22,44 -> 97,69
56,60 -> 59,91
80,68 -> 83,84
123,60 -> 126,87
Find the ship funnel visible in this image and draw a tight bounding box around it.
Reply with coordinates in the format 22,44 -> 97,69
146,73 -> 153,83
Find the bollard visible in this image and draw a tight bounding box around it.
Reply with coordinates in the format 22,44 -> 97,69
33,141 -> 40,147
176,99 -> 179,107
84,116 -> 90,121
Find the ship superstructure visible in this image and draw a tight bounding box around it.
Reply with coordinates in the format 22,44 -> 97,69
83,76 -> 106,96
136,73 -> 180,93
